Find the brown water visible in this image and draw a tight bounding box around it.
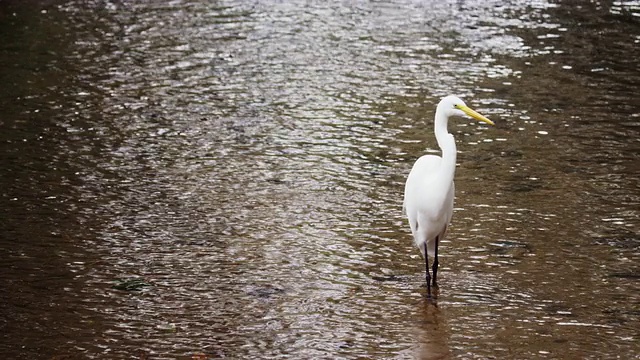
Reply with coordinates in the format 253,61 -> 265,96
1,1 -> 639,359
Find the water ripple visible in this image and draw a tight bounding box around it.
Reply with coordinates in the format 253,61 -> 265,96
1,0 -> 638,359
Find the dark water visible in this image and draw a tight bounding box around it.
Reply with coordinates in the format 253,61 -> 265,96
1,1 -> 638,359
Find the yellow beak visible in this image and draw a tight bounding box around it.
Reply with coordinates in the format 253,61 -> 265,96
458,105 -> 494,126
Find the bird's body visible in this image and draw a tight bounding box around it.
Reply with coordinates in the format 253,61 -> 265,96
404,154 -> 454,258
403,95 -> 493,298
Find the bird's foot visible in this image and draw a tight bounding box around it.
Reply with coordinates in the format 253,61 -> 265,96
425,283 -> 440,300
425,293 -> 438,305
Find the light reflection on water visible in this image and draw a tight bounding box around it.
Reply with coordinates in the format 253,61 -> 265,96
0,0 -> 638,359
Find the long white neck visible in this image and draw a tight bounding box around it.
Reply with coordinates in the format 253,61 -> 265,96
434,107 -> 457,182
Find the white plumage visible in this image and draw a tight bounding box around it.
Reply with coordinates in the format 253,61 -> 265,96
403,95 -> 494,298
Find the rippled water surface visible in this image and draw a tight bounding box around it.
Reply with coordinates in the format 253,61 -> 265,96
1,1 -> 639,359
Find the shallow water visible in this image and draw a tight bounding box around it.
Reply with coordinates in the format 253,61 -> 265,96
0,1 -> 638,359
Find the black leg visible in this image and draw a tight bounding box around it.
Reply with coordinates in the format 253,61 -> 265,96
424,242 -> 431,298
432,236 -> 439,288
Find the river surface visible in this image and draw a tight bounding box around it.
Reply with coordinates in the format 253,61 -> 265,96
1,1 -> 639,359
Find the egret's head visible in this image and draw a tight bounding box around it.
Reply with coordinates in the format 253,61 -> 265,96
438,95 -> 494,125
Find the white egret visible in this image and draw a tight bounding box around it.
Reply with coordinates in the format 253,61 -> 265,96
403,95 -> 494,298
